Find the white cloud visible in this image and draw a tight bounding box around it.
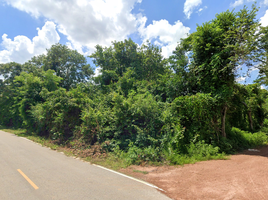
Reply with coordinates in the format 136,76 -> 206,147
230,0 -> 243,7
230,0 -> 255,7
249,66 -> 259,72
2,0 -> 189,60
236,76 -> 246,83
264,0 -> 268,6
138,18 -> 190,58
94,67 -> 102,77
0,21 -> 60,64
198,6 -> 207,13
184,0 -> 202,19
197,6 -> 207,16
261,10 -> 268,27
3,0 -> 143,55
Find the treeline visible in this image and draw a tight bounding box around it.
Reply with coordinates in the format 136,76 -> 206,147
1,5 -> 268,164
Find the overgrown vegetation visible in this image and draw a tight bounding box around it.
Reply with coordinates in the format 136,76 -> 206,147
1,5 -> 268,167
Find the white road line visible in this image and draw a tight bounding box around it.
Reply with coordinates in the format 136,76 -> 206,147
92,164 -> 165,192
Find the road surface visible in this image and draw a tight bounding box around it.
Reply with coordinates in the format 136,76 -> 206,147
0,130 -> 170,200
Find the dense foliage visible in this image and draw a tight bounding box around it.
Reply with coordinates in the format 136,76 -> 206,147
1,5 -> 268,165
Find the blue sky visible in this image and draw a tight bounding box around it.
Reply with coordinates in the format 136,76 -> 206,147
0,0 -> 268,83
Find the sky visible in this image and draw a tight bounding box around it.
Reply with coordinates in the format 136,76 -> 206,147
0,0 -> 268,83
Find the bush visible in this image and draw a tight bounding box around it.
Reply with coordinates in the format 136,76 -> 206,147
124,143 -> 162,165
172,93 -> 220,143
80,91 -> 177,150
166,140 -> 225,165
31,87 -> 89,139
218,127 -> 268,153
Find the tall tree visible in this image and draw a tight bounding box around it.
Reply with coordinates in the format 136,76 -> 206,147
256,26 -> 268,85
175,5 -> 261,137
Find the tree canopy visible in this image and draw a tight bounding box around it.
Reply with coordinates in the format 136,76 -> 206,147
91,39 -> 167,84
29,43 -> 94,90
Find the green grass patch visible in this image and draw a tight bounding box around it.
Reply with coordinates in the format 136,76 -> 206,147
0,126 -> 27,135
84,153 -> 129,170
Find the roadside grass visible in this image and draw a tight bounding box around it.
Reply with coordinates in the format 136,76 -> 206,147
0,127 -> 163,170
0,125 -> 69,153
0,126 -> 128,170
85,154 -> 129,170
0,126 -> 227,170
2,126 -> 267,171
0,126 -> 26,135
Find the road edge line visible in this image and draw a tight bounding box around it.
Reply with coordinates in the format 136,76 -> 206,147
92,164 -> 165,192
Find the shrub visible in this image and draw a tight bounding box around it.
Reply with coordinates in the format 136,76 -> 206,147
80,91 -> 176,150
167,140 -> 225,165
172,93 -> 219,143
218,127 -> 268,153
31,87 -> 89,139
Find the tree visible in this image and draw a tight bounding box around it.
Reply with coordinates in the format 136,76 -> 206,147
174,5 -> 261,137
168,40 -> 199,98
28,43 -> 94,90
0,62 -> 23,86
256,26 -> 268,85
14,70 -> 62,129
91,39 -> 139,83
229,84 -> 268,131
90,39 -> 167,84
0,62 -> 24,127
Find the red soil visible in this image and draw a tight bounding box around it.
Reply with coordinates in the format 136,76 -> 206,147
120,146 -> 268,200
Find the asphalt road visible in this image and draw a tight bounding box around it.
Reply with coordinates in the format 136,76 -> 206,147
0,130 -> 171,200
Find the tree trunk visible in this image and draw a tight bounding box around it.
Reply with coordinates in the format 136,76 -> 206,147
221,105 -> 228,138
248,110 -> 253,131
241,102 -> 253,131
211,115 -> 220,139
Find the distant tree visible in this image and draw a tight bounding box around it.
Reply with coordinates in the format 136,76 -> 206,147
0,62 -> 22,86
90,39 -> 167,84
229,84 -> 268,131
28,43 -> 94,90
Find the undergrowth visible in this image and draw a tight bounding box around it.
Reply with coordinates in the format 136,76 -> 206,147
1,126 -> 268,169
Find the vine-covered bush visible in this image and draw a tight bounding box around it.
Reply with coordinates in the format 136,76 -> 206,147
172,93 -> 220,143
80,91 -> 180,151
31,86 -> 89,139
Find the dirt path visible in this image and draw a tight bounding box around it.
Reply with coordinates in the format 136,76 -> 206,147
119,146 -> 268,200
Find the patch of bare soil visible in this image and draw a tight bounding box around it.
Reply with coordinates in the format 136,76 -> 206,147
119,146 -> 268,200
